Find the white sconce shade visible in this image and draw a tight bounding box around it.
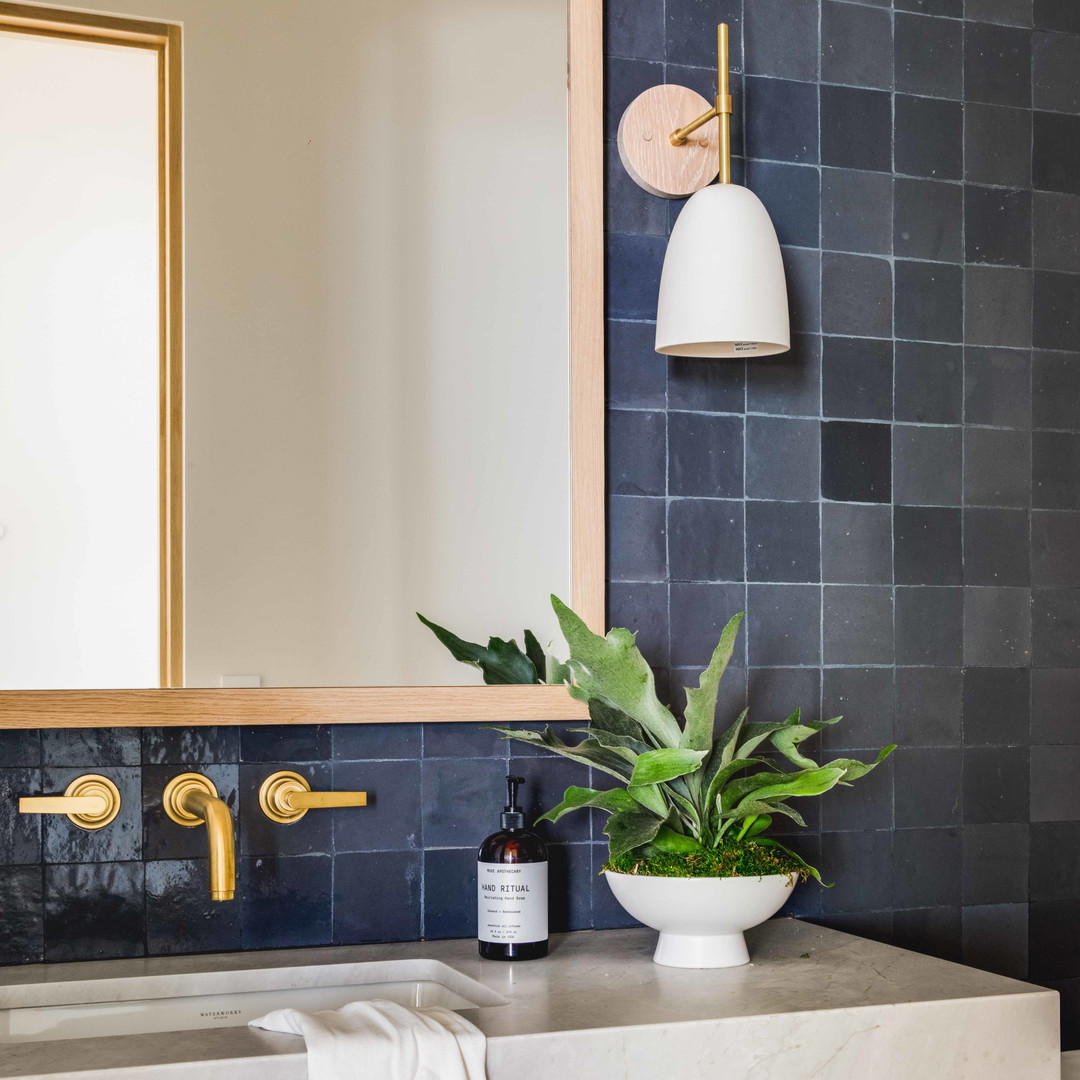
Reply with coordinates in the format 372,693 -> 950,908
655,183 -> 790,358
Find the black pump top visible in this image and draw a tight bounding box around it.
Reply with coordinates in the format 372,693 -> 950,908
501,774 -> 525,830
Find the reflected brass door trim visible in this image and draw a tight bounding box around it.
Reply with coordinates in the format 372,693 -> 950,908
0,2 -> 171,43
160,20 -> 184,689
0,3 -> 185,690
0,0 -> 602,727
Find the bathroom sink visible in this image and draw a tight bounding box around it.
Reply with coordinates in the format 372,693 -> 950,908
0,958 -> 506,1044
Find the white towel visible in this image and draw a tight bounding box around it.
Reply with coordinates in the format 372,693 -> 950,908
249,998 -> 487,1080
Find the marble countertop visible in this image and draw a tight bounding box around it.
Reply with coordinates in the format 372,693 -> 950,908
0,920 -> 1058,1080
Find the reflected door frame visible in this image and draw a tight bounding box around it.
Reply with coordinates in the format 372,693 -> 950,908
0,0 -> 603,728
0,2 -> 184,689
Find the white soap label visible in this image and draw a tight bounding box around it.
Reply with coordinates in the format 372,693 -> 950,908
477,861 -> 548,944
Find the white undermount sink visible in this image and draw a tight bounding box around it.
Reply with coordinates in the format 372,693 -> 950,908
0,958 -> 507,1044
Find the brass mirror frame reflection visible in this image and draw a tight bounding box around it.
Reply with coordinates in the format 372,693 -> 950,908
0,0 -> 603,729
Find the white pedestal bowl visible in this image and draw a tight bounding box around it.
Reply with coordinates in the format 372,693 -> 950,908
604,870 -> 797,968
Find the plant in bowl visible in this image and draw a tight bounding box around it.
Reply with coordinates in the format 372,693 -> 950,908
466,597 -> 895,968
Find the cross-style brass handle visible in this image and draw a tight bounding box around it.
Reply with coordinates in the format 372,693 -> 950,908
259,770 -> 367,824
18,774 -> 121,830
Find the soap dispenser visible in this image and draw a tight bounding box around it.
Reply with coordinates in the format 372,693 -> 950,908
477,775 -> 549,960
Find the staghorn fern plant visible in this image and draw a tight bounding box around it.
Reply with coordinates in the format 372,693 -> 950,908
478,597 -> 895,882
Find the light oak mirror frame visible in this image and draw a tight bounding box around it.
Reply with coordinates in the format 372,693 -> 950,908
0,0 -> 603,730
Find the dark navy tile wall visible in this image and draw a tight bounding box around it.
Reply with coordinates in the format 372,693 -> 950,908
3,0 -> 1080,1049
0,723 -> 613,964
603,0 -> 1080,1050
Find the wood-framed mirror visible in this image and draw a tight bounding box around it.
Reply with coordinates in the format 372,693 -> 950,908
0,0 -> 603,728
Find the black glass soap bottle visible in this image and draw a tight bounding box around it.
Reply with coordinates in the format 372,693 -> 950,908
477,775 -> 549,961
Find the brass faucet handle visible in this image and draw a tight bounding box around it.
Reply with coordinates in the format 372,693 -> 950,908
259,770 -> 367,824
18,774 -> 121,830
289,790 -> 369,810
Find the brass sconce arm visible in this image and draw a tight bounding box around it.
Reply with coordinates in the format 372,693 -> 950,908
163,774 -> 236,902
260,771 -> 367,824
18,775 -> 121,830
669,101 -> 723,145
668,24 -> 733,184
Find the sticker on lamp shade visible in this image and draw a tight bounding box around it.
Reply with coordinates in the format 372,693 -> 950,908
733,342 -> 760,353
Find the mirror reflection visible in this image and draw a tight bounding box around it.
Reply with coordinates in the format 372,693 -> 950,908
0,0 -> 571,690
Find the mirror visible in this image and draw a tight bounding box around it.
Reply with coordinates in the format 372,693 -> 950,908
0,0 -> 602,699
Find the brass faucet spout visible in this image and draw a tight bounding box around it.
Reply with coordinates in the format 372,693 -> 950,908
183,789 -> 236,901
162,774 -> 236,902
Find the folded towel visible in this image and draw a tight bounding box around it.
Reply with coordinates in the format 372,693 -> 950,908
250,998 -> 487,1080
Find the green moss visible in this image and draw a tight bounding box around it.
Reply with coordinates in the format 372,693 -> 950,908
604,842 -> 804,880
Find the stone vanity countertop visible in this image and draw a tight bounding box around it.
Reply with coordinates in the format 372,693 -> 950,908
0,920 -> 1059,1080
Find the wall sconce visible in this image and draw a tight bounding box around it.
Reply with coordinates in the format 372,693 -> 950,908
617,25 -> 790,358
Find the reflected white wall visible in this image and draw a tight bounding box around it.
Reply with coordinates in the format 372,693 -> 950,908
143,0 -> 570,687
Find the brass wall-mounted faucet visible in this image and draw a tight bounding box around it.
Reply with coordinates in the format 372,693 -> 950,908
162,773 -> 236,901
19,774 -> 121,830
16,769 -> 365,903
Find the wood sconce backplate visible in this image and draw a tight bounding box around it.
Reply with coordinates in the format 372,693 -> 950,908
616,85 -> 720,199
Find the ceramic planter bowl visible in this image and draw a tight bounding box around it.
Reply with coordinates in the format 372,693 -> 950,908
604,870 -> 796,968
